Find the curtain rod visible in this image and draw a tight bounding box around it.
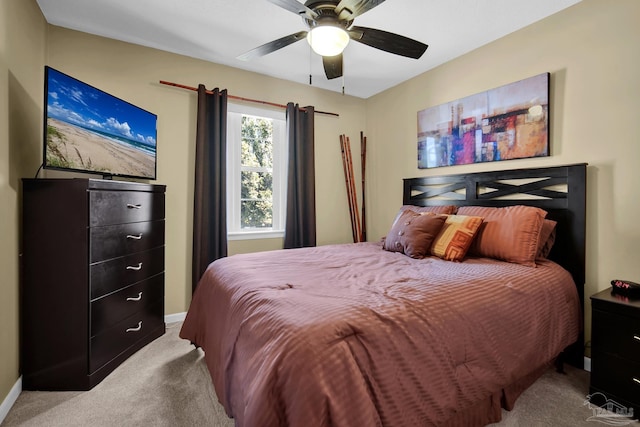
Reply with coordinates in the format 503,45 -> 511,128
159,80 -> 339,117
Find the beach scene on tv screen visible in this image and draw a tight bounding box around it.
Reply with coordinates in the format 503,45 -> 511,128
45,68 -> 156,178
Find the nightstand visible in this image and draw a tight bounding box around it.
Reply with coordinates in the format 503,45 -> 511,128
589,288 -> 640,417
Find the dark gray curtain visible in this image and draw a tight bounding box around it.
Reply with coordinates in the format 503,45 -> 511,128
192,85 -> 227,293
284,103 -> 316,249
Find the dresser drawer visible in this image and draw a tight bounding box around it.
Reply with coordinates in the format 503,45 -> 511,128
592,309 -> 640,361
90,300 -> 164,373
91,273 -> 164,335
90,220 -> 164,262
591,351 -> 640,405
90,190 -> 165,227
90,246 -> 164,299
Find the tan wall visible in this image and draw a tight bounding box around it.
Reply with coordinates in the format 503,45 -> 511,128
365,0 -> 640,349
0,0 -> 47,407
44,26 -> 367,315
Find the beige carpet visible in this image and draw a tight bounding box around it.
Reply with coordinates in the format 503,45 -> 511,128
2,322 -> 621,426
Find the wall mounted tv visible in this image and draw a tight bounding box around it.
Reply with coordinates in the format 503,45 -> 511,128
43,66 -> 157,180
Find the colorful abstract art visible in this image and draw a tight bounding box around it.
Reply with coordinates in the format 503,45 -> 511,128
417,73 -> 549,169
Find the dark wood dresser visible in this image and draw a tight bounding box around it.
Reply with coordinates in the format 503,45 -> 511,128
589,288 -> 640,417
21,178 -> 166,390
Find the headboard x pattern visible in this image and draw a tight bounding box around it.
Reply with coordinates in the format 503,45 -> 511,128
403,163 -> 587,303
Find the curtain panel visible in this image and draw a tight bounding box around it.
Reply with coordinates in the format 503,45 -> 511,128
192,85 -> 228,293
284,103 -> 316,249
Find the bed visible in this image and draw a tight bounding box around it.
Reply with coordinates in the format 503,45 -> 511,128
180,163 -> 587,426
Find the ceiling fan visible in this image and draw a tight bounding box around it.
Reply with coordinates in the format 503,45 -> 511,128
237,0 -> 428,80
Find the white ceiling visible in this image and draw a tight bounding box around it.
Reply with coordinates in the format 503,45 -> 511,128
35,0 -> 581,99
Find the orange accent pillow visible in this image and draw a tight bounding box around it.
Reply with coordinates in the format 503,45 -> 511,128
383,210 -> 447,259
457,205 -> 548,267
430,215 -> 484,262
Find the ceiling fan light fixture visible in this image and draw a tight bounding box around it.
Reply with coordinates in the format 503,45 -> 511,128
306,26 -> 350,56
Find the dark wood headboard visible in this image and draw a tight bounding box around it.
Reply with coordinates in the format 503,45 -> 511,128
403,163 -> 587,305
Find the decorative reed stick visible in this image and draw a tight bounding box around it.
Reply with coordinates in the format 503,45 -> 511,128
346,136 -> 361,242
340,134 -> 365,243
340,135 -> 357,243
360,131 -> 367,242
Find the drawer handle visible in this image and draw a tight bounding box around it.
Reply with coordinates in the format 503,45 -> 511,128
126,292 -> 143,302
126,262 -> 143,271
634,335 -> 640,342
634,378 -> 640,385
126,233 -> 143,240
126,321 -> 143,333
127,204 -> 142,209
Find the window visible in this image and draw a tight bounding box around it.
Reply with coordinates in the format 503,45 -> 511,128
227,104 -> 287,240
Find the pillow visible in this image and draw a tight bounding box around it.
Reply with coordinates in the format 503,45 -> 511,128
457,205 -> 548,267
430,215 -> 484,262
381,205 -> 458,242
537,219 -> 557,259
382,210 -> 447,258
399,204 -> 458,215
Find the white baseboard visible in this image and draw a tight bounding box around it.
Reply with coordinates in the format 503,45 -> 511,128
584,356 -> 591,372
0,376 -> 22,425
165,312 -> 186,324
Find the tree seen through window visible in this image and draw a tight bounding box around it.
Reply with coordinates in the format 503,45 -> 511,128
241,115 -> 274,229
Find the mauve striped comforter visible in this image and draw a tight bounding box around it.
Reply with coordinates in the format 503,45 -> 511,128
180,241 -> 581,426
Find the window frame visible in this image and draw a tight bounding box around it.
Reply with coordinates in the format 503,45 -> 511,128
226,103 -> 287,240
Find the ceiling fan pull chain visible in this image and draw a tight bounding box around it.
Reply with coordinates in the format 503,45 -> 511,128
309,46 -> 313,86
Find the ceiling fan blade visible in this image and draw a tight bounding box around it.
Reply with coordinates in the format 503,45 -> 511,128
348,26 -> 428,59
322,54 -> 343,80
266,0 -> 318,20
237,31 -> 308,61
335,0 -> 385,20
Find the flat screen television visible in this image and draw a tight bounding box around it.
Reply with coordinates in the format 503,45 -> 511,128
43,66 -> 157,180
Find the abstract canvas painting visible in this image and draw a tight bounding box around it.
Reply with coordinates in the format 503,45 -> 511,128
417,73 -> 549,169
